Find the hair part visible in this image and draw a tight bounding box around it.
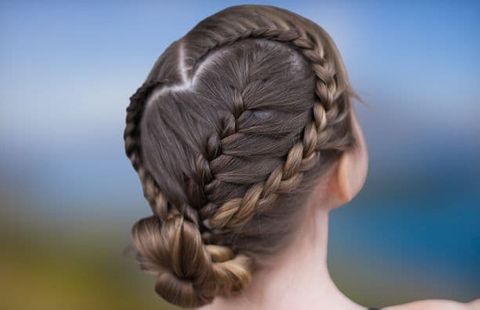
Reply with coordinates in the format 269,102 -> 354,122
124,4 -> 358,308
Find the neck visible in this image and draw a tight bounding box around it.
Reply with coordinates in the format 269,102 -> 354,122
201,206 -> 366,310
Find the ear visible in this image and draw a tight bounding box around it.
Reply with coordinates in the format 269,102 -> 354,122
330,151 -> 360,205
327,111 -> 368,207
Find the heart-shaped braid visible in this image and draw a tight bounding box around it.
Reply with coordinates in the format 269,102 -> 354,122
124,4 -> 357,308
182,13 -> 352,232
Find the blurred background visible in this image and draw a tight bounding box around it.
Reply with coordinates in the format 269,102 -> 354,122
1,1 -> 479,309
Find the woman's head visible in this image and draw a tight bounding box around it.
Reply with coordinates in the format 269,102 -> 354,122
124,4 -> 365,308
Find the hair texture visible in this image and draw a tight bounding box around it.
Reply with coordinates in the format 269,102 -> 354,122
124,4 -> 359,308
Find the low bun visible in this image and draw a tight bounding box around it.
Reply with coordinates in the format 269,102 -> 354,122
131,211 -> 253,307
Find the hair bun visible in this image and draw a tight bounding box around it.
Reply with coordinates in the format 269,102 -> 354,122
132,211 -> 253,307
132,214 -> 214,307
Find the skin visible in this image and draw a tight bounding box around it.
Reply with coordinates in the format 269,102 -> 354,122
201,108 -> 479,310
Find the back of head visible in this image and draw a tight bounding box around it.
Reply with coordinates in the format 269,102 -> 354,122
124,4 -> 358,308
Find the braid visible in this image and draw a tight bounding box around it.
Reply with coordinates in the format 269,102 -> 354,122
183,20 -> 350,232
125,75 -> 253,308
124,79 -> 173,219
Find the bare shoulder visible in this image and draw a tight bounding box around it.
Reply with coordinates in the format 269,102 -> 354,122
384,298 -> 480,310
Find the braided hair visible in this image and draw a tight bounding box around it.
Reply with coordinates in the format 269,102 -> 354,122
124,4 -> 358,308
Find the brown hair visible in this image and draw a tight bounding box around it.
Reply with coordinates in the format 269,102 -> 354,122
123,4 -> 358,308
